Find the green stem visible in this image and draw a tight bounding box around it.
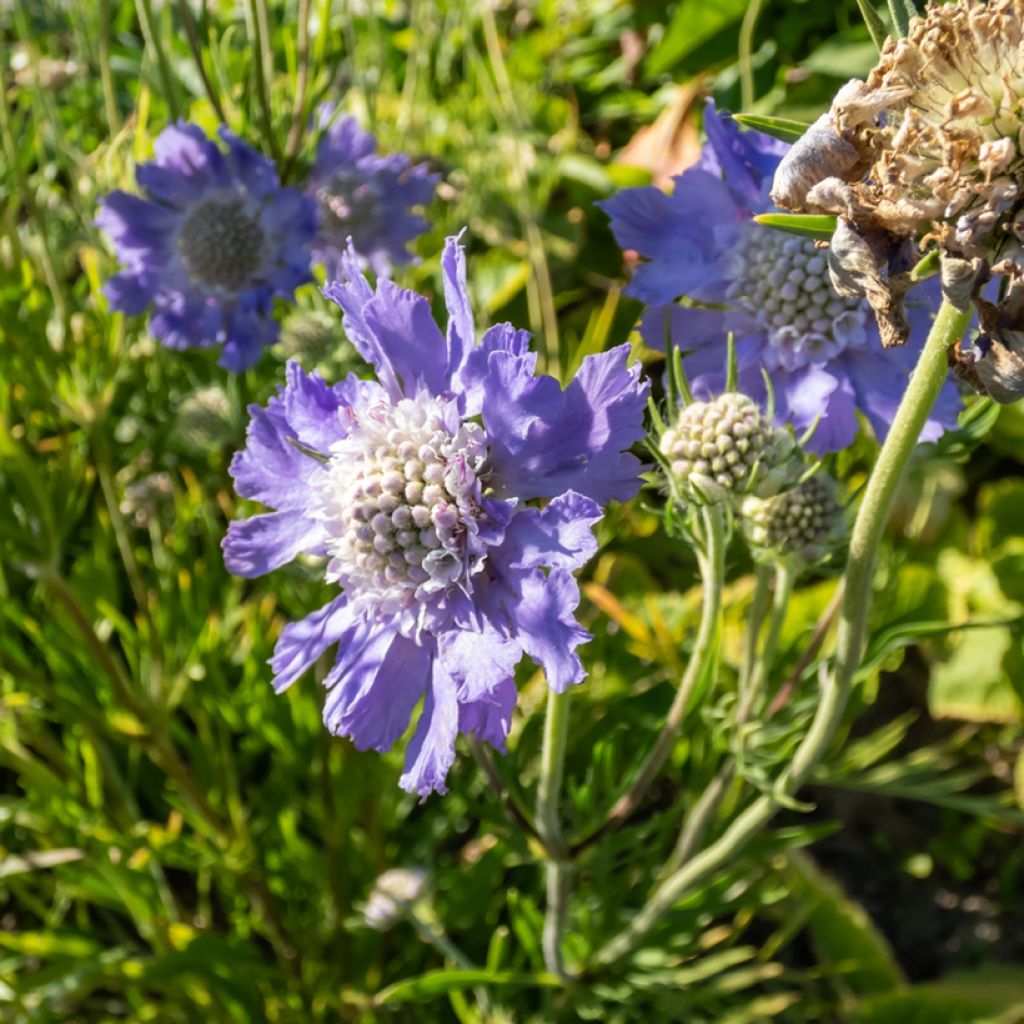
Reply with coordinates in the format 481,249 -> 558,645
98,0 -> 121,135
737,562 -> 794,724
591,298 -> 972,969
667,561 -> 792,874
136,0 -> 180,121
572,503 -> 726,854
282,0 -> 312,180
248,0 -> 280,162
738,0 -> 765,110
176,0 -> 227,123
537,687 -> 572,977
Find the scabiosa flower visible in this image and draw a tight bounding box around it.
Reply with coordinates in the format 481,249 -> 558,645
599,102 -> 961,453
222,235 -> 648,796
97,123 -> 317,371
307,106 -> 438,275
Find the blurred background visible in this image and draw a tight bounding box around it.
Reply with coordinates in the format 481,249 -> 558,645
1,1 -> 1023,1020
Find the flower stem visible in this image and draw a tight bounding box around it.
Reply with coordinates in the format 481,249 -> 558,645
591,297 -> 971,968
537,686 -> 572,977
572,503 -> 726,854
737,562 -> 794,724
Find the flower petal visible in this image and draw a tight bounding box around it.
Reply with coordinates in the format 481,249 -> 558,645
496,491 -> 602,571
269,596 -> 351,692
222,510 -> 325,578
400,659 -> 460,796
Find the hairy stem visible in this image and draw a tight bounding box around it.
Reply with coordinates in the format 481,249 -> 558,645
537,687 -> 572,977
572,503 -> 726,854
591,298 -> 971,968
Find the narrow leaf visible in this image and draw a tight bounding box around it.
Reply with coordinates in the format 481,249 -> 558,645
731,113 -> 811,144
376,970 -> 561,1005
754,213 -> 837,242
887,0 -> 919,37
854,0 -> 889,49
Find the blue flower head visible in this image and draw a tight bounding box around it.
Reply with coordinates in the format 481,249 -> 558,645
223,235 -> 649,796
308,107 -> 438,276
599,102 -> 961,453
97,123 -> 318,371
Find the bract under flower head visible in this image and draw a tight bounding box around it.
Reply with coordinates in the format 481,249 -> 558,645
599,101 -> 961,453
308,107 -> 438,275
222,234 -> 649,796
97,123 -> 317,371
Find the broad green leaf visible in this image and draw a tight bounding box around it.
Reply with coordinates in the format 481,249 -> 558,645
645,0 -> 748,75
784,851 -> 904,997
851,965 -> 1024,1023
887,0 -> 920,39
929,627 -> 1023,724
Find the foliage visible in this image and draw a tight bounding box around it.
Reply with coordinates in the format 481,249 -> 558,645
1,1 -> 1022,1021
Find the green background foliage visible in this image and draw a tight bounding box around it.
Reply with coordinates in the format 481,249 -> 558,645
1,1 -> 1022,1020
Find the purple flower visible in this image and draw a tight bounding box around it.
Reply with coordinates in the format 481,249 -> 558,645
223,235 -> 648,796
307,107 -> 438,276
97,123 -> 317,372
599,102 -> 961,453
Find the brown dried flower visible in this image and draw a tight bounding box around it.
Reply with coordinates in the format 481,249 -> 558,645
772,0 -> 1024,360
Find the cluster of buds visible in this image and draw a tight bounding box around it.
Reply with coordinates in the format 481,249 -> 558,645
771,0 -> 1024,402
659,392 -> 793,505
657,381 -> 843,567
277,308 -> 360,379
742,474 -> 844,566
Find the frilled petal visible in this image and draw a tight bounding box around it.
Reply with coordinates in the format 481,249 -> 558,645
229,362 -> 350,510
441,233 -> 474,379
96,191 -> 176,250
452,322 -> 532,417
483,343 -> 649,503
360,280 -> 449,396
439,623 -> 522,703
842,347 -> 961,444
400,659 -> 460,796
458,676 -> 517,752
639,305 -> 727,352
269,596 -> 351,692
220,308 -> 279,372
699,101 -> 788,209
323,623 -> 432,752
781,365 -> 858,453
510,569 -> 590,692
495,491 -> 601,571
222,509 -> 325,578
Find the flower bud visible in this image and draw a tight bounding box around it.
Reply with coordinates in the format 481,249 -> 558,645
277,309 -> 358,377
175,385 -> 233,452
660,393 -> 788,503
742,474 -> 843,564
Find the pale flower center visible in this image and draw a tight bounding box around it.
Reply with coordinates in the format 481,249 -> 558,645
178,193 -> 266,292
726,226 -> 868,371
316,395 -> 488,619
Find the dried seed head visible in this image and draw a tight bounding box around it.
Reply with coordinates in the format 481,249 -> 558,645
660,393 -> 791,502
773,0 -> 1024,350
742,474 -> 843,564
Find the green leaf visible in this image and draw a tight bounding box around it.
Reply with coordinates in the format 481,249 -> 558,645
731,114 -> 810,144
376,970 -> 562,1005
753,213 -> 837,242
887,0 -> 920,38
645,0 -> 748,75
850,965 -> 1024,1023
784,851 -> 904,997
855,0 -> 890,49
929,627 -> 1023,724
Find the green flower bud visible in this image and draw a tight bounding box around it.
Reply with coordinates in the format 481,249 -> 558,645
742,474 -> 843,564
660,392 -> 791,503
